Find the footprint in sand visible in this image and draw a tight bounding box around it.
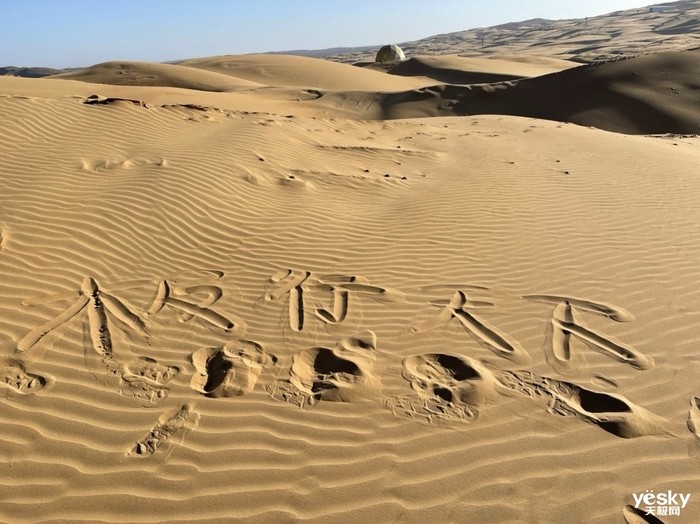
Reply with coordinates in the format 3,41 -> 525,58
268,331 -> 380,408
386,353 -> 503,423
623,504 -> 666,524
498,370 -> 668,438
81,157 -> 167,172
190,340 -> 277,398
386,353 -> 667,438
0,358 -> 53,395
688,396 -> 700,440
119,357 -> 180,403
84,95 -> 146,107
128,403 -> 195,457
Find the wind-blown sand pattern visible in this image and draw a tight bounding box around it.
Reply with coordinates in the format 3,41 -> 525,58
1,30 -> 700,523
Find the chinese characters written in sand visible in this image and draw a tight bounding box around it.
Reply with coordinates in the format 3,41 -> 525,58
5,267 -> 693,458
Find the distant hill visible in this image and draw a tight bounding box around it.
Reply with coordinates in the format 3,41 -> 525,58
321,0 -> 700,63
265,46 -> 378,59
0,66 -> 67,78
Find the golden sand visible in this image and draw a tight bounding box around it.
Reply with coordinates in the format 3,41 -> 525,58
1,15 -> 699,522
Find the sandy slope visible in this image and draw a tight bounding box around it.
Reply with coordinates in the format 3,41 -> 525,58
1,50 -> 699,524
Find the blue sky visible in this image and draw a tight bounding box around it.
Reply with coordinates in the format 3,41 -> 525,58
2,0 -> 652,67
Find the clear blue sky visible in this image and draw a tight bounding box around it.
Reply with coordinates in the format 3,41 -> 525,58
1,0 -> 652,68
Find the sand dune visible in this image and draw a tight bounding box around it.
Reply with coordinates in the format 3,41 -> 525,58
177,53 -> 432,91
450,48 -> 700,134
322,48 -> 700,134
54,60 -> 266,92
327,0 -> 700,63
44,48 -> 700,135
1,44 -> 700,524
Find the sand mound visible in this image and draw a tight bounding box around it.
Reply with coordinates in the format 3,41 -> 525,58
54,60 -> 265,92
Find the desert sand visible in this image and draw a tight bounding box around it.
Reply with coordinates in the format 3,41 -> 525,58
1,5 -> 700,523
